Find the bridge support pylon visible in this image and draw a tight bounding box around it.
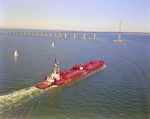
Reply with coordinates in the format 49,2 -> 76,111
65,32 -> 67,39
74,33 -> 76,39
50,32 -> 52,37
83,32 -> 86,40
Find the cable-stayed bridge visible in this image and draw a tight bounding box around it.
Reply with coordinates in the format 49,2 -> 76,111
0,21 -> 149,40
0,30 -> 149,41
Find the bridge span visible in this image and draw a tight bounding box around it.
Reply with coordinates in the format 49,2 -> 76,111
0,30 -> 103,40
0,30 -> 149,41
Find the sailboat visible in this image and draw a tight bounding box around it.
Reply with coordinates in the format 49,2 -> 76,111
52,42 -> 54,47
113,20 -> 125,42
14,49 -> 18,57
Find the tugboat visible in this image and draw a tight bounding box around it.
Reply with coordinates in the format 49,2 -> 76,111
35,58 -> 105,89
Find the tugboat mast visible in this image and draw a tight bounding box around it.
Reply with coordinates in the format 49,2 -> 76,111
53,58 -> 60,75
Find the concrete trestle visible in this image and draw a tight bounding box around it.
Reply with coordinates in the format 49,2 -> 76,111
0,31 -> 101,41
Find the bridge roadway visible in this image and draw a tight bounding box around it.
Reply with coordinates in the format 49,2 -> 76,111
0,30 -> 149,40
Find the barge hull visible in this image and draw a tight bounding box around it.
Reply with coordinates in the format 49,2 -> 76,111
55,64 -> 106,87
35,60 -> 105,89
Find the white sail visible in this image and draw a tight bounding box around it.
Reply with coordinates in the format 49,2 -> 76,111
52,42 -> 54,47
14,49 -> 18,56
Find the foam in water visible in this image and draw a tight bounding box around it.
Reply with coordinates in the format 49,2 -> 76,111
0,87 -> 44,113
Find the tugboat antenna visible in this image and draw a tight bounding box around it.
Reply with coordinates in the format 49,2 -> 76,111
55,57 -> 57,63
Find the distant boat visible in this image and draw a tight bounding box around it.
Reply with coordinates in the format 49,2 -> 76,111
52,42 -> 54,47
14,49 -> 18,57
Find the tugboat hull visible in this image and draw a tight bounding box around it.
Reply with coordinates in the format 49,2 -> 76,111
35,83 -> 51,89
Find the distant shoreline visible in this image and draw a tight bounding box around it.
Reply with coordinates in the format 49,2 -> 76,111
0,28 -> 150,34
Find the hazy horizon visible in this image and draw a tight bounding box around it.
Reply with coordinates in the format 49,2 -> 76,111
0,0 -> 150,32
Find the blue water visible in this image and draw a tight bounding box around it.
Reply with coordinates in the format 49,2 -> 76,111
0,31 -> 150,119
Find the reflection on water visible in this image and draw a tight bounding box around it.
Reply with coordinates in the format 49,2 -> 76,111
14,56 -> 18,63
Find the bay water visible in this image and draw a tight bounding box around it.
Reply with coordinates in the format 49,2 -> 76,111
0,32 -> 150,119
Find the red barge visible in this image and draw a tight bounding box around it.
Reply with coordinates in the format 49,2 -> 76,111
36,58 -> 105,89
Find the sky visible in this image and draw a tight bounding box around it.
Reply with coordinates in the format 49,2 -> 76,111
0,0 -> 150,32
